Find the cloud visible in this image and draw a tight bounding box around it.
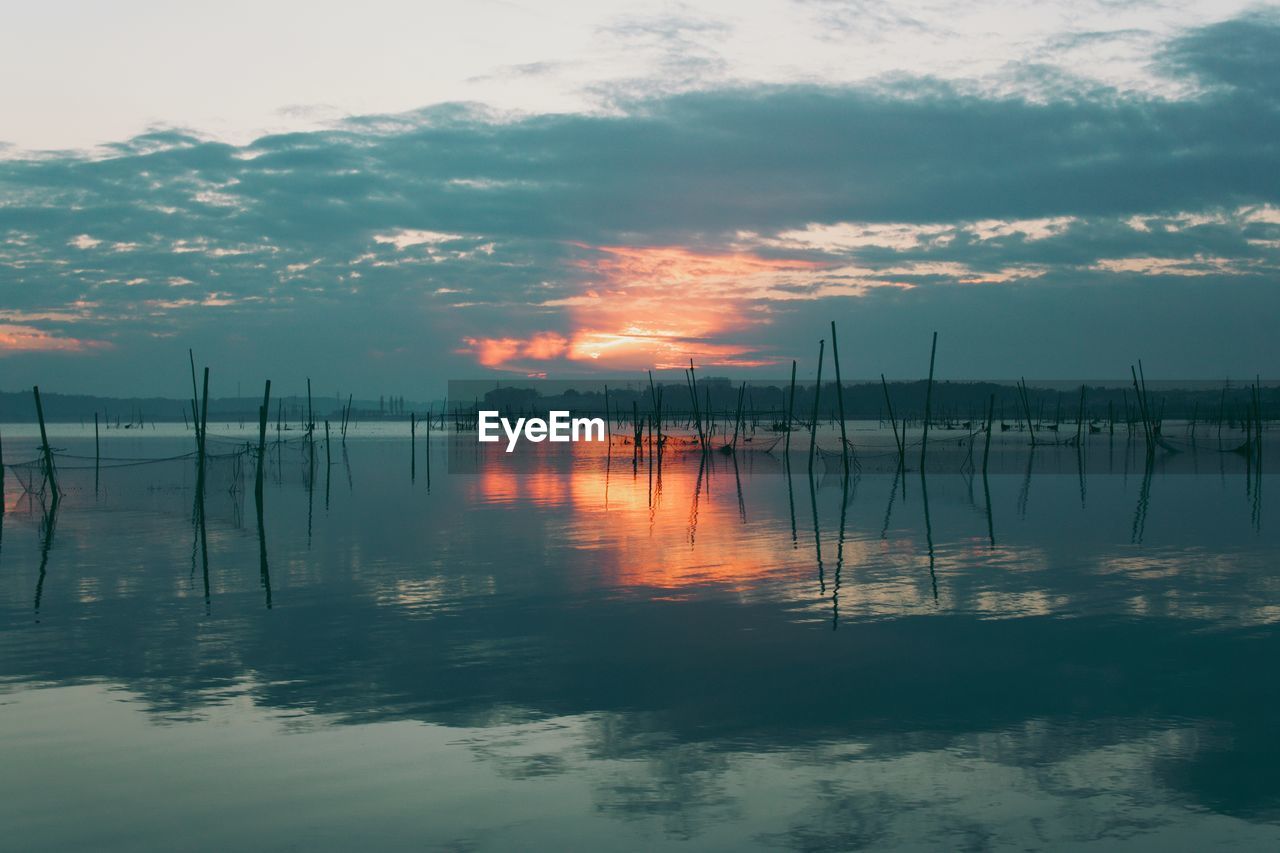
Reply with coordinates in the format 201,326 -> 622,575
372,229 -> 466,249
466,61 -> 571,85
796,0 -> 934,40
0,12 -> 1278,390
0,323 -> 110,355
1160,10 -> 1280,104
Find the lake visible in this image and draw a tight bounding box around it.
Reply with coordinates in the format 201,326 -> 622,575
1,422 -> 1276,851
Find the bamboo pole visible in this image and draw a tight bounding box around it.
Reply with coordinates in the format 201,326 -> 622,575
197,367 -> 209,494
706,394 -> 714,443
655,387 -> 663,457
1138,361 -> 1152,431
808,339 -> 825,474
255,380 -> 271,498
647,370 -> 662,447
32,386 -> 57,497
633,400 -> 641,463
1131,365 -> 1152,455
730,382 -> 745,450
188,349 -> 201,448
646,410 -> 653,502
881,374 -> 904,469
687,360 -> 706,450
1018,378 -> 1037,445
784,360 -> 798,460
919,332 -> 937,470
603,385 -> 610,440
982,392 -> 996,547
983,393 -> 995,476
1254,379 -> 1263,470
830,321 -> 849,477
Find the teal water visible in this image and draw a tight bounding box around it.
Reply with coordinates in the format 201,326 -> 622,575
0,425 -> 1276,850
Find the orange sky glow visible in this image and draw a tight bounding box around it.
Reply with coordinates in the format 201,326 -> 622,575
461,245 -> 830,372
0,323 -> 108,355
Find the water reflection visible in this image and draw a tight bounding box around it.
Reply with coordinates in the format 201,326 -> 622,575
0,429 -> 1277,850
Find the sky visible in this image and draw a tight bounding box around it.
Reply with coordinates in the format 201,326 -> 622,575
1,0 -> 1278,397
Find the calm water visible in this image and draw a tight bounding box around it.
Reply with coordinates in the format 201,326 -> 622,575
1,423 -> 1277,851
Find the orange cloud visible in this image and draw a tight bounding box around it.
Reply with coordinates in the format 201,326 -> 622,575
462,332 -> 569,367
523,331 -> 570,359
461,244 -> 827,371
0,324 -> 110,355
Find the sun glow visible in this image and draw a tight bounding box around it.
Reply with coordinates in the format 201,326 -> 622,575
461,244 -> 828,372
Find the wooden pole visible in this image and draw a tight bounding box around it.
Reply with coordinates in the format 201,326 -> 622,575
730,382 -> 745,450
692,361 -> 706,449
411,412 -> 417,480
830,321 -> 849,477
982,393 -> 994,476
919,331 -> 937,471
881,374 -> 904,469
324,419 -> 331,469
199,369 -> 210,447
704,376 -> 717,447
633,400 -> 641,462
647,370 -> 662,447
188,348 -> 201,448
1254,379 -> 1263,469
647,411 -> 653,498
784,360 -> 798,460
808,339 -> 825,474
604,385 -> 612,444
33,386 -> 57,497
687,360 -> 706,450
197,366 -> 209,493
655,387 -> 663,456
1019,378 -> 1037,445
1131,365 -> 1152,455
982,393 -> 995,547
255,380 -> 271,498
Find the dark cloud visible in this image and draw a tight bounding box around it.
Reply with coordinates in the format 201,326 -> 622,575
1160,10 -> 1280,104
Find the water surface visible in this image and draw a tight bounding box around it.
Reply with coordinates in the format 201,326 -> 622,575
1,424 -> 1276,850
